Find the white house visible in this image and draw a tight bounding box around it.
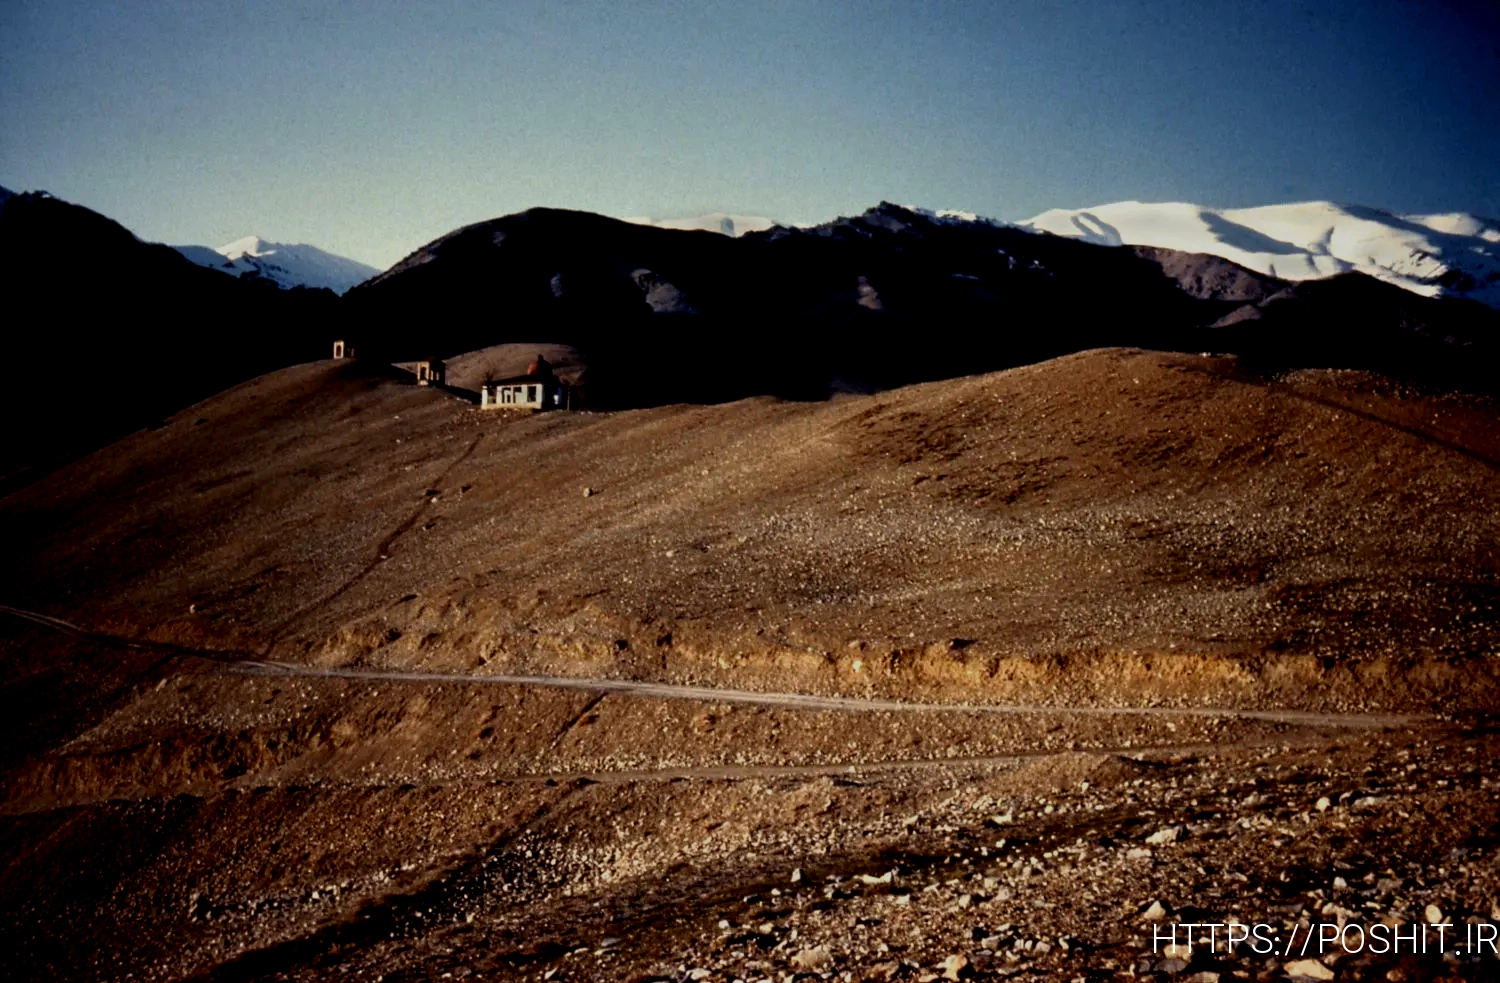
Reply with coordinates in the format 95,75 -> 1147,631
480,354 -> 569,410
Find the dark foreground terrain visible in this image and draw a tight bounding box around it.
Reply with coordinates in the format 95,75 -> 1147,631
2,348 -> 1498,981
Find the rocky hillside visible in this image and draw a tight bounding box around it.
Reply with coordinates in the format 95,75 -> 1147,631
3,346 -> 1499,981
5,347 -> 1496,719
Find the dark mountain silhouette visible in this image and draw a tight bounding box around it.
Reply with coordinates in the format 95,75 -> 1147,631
1206,272 -> 1500,381
0,190 -> 341,491
345,203 -> 1499,405
5,196 -> 1496,490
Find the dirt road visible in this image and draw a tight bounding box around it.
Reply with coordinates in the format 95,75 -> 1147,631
1,604 -> 1427,732
223,659 -> 1425,728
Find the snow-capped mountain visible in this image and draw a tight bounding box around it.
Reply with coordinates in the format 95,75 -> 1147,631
621,212 -> 779,237
1022,200 -> 1500,310
175,236 -> 379,294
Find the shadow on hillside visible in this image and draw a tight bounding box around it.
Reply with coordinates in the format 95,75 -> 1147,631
1201,212 -> 1306,256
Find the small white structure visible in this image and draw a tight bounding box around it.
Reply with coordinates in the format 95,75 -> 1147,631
415,358 -> 445,387
480,354 -> 569,410
333,339 -> 354,359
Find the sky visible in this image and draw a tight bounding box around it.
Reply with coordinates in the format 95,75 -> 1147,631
2,0 -> 1497,269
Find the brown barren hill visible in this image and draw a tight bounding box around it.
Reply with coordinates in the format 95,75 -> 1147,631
394,343 -> 589,395
3,347 -> 1497,716
5,347 -> 1500,983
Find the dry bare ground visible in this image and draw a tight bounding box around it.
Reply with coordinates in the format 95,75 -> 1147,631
2,348 -> 1497,981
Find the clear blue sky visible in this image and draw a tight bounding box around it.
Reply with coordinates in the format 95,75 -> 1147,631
2,0 -> 1496,269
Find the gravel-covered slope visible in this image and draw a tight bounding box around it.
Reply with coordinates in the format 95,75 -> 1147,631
4,348 -> 1500,982
4,347 -> 1497,714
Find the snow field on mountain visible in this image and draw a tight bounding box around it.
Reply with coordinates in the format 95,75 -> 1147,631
175,235 -> 379,294
1023,199 -> 1500,309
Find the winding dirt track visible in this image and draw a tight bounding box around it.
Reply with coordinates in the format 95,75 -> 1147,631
1,604 -> 1427,731
224,660 -> 1421,728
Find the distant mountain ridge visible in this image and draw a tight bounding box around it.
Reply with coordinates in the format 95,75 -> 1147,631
620,212 -> 779,237
175,235 -> 378,294
345,201 -> 1500,405
5,181 -> 1498,433
1022,200 -> 1500,310
623,199 -> 1500,310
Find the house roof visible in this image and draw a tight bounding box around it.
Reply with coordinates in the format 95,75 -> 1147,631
487,356 -> 561,388
489,373 -> 557,387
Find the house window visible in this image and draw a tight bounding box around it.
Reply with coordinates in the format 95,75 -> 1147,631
527,385 -> 538,403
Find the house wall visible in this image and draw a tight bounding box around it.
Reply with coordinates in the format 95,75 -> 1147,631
480,382 -> 561,410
